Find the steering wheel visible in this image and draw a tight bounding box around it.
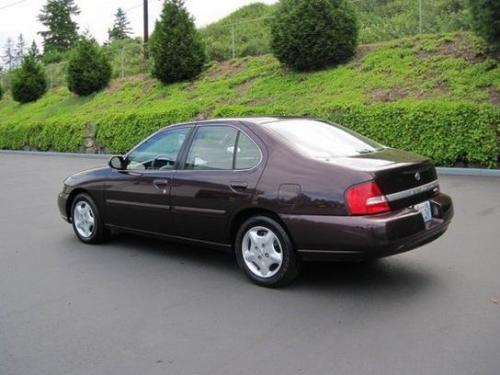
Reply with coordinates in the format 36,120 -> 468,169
153,155 -> 175,170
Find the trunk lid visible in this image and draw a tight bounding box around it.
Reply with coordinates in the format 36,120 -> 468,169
334,148 -> 439,210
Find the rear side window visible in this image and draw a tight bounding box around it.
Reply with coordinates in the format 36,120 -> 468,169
185,126 -> 238,170
235,133 -> 261,169
184,126 -> 262,171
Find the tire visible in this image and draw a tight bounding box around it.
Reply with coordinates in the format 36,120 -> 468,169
70,193 -> 106,244
235,216 -> 302,287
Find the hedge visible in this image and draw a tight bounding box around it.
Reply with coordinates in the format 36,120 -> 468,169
326,102 -> 499,168
0,116 -> 84,152
213,102 -> 499,168
94,105 -> 200,152
0,101 -> 498,168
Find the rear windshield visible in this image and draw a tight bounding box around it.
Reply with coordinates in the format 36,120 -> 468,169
266,119 -> 385,159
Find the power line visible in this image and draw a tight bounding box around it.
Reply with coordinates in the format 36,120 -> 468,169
124,2 -> 144,13
0,0 -> 27,11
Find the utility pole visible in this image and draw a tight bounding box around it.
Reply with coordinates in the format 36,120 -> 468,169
419,0 -> 423,34
143,0 -> 149,59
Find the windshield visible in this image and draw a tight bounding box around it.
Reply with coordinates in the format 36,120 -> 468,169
266,119 -> 385,159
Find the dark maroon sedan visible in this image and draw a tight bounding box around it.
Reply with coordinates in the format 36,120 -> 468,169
58,117 -> 453,287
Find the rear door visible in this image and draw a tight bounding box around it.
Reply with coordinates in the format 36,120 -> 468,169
170,124 -> 264,245
104,126 -> 193,235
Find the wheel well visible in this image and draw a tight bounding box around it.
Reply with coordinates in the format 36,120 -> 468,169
66,188 -> 87,220
230,208 -> 294,248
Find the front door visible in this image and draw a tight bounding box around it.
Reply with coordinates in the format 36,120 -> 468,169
104,126 -> 192,235
170,125 -> 264,245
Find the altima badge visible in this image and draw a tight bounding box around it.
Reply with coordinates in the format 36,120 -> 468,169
415,172 -> 421,181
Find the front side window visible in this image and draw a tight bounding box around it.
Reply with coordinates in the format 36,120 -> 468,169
126,127 -> 190,171
185,126 -> 238,170
266,120 -> 385,160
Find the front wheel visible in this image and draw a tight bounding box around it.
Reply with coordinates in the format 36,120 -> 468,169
235,216 -> 302,287
71,193 -> 106,244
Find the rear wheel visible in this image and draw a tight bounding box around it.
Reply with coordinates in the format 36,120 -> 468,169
235,216 -> 301,287
71,193 -> 106,244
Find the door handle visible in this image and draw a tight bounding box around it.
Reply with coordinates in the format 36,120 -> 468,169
153,179 -> 169,193
230,182 -> 248,192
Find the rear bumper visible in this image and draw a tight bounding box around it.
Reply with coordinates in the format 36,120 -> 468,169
281,193 -> 453,261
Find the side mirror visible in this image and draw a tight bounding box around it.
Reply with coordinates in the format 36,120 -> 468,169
109,155 -> 125,170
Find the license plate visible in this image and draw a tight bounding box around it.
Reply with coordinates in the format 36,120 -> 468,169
414,201 -> 432,223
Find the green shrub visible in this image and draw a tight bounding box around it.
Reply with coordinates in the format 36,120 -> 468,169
150,0 -> 206,83
0,116 -> 85,152
212,101 -> 499,168
94,105 -> 200,152
271,0 -> 358,71
1,101 -> 497,167
468,0 -> 500,51
324,102 -> 499,167
67,37 -> 112,96
11,54 -> 48,103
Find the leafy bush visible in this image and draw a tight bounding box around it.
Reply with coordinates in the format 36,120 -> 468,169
67,37 -> 112,96
468,0 -> 500,51
1,101 -> 497,167
94,106 -> 200,152
271,0 -> 358,71
212,102 -> 499,167
150,0 -> 206,83
11,54 -> 48,103
0,116 -> 85,152
325,102 -> 499,167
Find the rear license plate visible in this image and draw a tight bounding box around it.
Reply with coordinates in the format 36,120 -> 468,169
414,201 -> 432,223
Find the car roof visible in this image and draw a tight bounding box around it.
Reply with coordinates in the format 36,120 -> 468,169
170,117 -> 309,127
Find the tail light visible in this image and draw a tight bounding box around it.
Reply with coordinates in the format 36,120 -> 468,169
345,181 -> 390,215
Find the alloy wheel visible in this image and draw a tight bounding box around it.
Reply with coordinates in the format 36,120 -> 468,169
241,226 -> 284,278
73,201 -> 95,239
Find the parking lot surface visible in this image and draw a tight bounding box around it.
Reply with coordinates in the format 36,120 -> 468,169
1,153 -> 499,375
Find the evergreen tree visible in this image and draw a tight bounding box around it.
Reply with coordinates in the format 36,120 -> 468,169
150,0 -> 207,83
38,0 -> 81,54
67,37 -> 112,96
2,38 -> 15,70
271,0 -> 359,71
108,8 -> 132,40
30,41 -> 41,59
469,0 -> 500,51
11,54 -> 48,103
15,34 -> 26,67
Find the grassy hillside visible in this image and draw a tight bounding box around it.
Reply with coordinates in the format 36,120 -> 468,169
201,3 -> 275,61
0,32 -> 498,166
200,0 -> 472,61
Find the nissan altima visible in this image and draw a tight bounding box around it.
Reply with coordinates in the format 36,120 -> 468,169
58,117 -> 453,287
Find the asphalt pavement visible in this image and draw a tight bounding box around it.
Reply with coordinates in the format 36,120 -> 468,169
0,153 -> 499,375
